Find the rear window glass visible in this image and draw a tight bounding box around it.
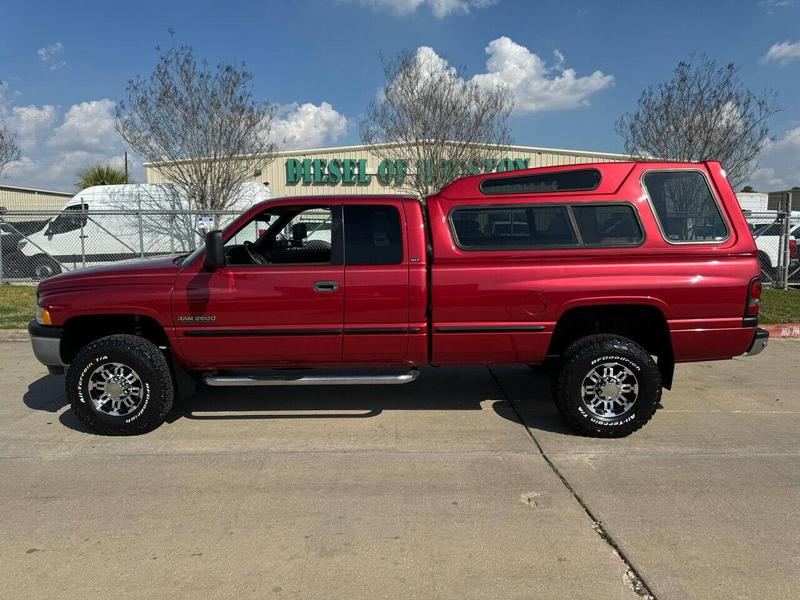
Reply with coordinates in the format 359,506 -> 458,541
344,205 -> 403,265
643,171 -> 728,242
480,169 -> 601,195
572,205 -> 643,246
451,206 -> 578,249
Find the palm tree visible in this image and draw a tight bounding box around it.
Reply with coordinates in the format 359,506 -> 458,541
75,164 -> 128,190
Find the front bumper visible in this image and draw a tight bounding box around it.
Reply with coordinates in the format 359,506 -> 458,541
28,320 -> 65,369
745,327 -> 769,356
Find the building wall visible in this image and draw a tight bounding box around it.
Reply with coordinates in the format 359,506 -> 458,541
145,143 -> 630,197
0,185 -> 73,212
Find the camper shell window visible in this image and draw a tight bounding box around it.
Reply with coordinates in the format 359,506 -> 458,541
480,169 -> 601,195
642,170 -> 729,243
450,202 -> 643,251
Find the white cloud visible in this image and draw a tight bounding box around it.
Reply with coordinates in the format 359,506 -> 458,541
404,38 -> 613,114
0,90 -> 133,190
1,86 -> 350,188
764,40 -> 800,64
48,99 -> 117,152
759,0 -> 794,12
472,37 -> 614,112
352,0 -> 495,18
37,42 -> 66,71
7,105 -> 56,150
748,126 -> 800,190
269,102 -> 348,149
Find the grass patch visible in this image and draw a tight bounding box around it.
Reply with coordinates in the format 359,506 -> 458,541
760,288 -> 800,324
0,285 -> 36,329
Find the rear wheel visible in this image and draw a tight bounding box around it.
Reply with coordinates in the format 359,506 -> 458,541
66,334 -> 174,435
554,334 -> 661,437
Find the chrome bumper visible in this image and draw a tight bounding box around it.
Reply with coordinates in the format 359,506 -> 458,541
746,327 -> 769,357
28,320 -> 65,368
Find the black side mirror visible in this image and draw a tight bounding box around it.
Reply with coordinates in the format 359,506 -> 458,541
204,230 -> 225,270
292,222 -> 308,245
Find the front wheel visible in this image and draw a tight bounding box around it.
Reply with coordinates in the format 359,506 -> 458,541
30,254 -> 62,280
554,335 -> 661,437
66,335 -> 174,435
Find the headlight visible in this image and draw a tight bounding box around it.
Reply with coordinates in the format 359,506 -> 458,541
36,305 -> 53,326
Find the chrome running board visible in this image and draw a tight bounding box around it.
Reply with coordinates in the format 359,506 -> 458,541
203,369 -> 420,387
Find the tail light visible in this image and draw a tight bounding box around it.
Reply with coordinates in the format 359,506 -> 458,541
790,238 -> 798,260
745,277 -> 762,319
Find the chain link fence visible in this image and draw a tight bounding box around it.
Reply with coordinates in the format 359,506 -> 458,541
745,209 -> 800,289
0,209 -> 244,283
2,204 -> 798,287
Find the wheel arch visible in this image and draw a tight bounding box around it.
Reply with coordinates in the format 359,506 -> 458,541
548,302 -> 675,389
60,313 -> 171,365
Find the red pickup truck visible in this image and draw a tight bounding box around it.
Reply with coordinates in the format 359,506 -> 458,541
29,161 -> 768,437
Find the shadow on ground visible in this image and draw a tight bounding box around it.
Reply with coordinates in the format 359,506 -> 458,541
23,366 -> 574,436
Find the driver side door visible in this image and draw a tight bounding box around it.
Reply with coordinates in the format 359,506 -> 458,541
171,201 -> 344,369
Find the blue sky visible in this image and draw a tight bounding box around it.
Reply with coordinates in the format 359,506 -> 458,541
1,0 -> 799,191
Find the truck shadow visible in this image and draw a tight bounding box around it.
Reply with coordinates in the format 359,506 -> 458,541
23,366 -> 573,435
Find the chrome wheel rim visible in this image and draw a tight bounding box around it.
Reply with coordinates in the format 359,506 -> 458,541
87,362 -> 144,417
581,362 -> 639,419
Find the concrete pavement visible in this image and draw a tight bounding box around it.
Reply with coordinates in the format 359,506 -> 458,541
1,339 -> 797,599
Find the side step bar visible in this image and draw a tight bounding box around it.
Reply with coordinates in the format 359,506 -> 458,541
203,369 -> 420,387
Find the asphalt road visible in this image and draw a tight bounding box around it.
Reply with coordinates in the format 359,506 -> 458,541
1,339 -> 797,599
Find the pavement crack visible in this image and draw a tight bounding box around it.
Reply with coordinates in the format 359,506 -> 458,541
487,366 -> 657,600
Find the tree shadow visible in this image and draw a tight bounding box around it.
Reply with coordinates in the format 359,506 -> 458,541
23,366 -> 575,436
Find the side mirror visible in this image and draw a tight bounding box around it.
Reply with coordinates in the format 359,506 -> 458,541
292,222 -> 308,245
204,230 -> 225,270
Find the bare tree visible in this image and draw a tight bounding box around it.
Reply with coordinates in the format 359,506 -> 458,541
616,57 -> 781,189
0,121 -> 20,177
116,45 -> 276,212
360,50 -> 514,198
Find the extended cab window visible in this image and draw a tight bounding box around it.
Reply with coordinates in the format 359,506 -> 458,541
451,206 -> 577,250
643,171 -> 728,242
571,204 -> 643,246
344,205 -> 403,265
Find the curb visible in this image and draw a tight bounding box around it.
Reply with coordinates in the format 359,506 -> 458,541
762,323 -> 800,338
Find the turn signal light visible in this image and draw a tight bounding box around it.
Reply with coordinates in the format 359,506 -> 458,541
36,306 -> 53,326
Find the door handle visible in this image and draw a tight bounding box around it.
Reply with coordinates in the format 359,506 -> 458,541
313,280 -> 339,292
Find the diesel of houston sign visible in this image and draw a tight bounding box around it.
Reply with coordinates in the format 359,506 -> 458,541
285,157 -> 531,186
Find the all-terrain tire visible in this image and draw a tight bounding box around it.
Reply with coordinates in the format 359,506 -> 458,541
554,334 -> 661,438
66,334 -> 174,435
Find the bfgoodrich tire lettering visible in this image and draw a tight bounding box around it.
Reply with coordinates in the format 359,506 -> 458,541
66,334 -> 174,435
554,334 -> 661,438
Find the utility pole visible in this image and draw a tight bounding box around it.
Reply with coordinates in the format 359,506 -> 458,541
124,151 -> 129,184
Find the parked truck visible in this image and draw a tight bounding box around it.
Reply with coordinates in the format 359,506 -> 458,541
29,161 -> 768,437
